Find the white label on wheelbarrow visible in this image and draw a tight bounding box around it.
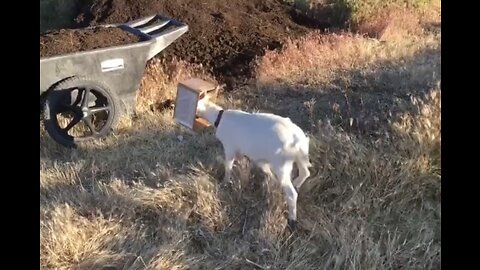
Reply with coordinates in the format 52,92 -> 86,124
101,58 -> 125,72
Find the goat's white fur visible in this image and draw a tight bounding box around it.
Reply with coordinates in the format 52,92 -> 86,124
196,95 -> 311,224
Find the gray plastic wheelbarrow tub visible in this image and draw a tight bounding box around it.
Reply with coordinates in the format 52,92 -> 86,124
40,14 -> 188,114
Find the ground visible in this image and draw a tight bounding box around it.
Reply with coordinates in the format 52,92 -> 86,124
40,1 -> 441,269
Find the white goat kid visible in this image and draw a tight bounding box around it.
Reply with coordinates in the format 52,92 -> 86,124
196,94 -> 312,229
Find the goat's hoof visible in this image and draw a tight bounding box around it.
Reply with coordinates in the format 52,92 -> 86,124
287,219 -> 297,231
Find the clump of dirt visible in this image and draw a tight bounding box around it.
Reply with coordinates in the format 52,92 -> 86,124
76,0 -> 315,86
40,27 -> 142,58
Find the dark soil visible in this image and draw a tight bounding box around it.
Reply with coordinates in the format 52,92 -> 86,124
40,27 -> 142,58
75,0 -> 317,86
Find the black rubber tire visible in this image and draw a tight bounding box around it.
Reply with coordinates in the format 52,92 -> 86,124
43,76 -> 121,148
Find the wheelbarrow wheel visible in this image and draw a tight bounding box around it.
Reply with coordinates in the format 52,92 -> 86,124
43,76 -> 121,148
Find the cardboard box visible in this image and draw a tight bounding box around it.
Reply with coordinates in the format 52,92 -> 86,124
174,78 -> 219,130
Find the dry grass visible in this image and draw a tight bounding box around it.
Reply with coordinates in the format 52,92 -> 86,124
40,5 -> 440,270
137,58 -> 215,113
256,14 -> 439,86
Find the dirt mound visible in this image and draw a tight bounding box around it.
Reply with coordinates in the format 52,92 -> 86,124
76,0 -> 313,86
40,27 -> 141,58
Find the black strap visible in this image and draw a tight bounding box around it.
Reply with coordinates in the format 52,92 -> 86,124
214,110 -> 224,128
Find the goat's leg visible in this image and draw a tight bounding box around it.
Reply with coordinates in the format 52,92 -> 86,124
293,160 -> 311,190
282,181 -> 298,230
273,160 -> 298,230
256,161 -> 273,179
262,164 -> 274,178
223,148 -> 236,183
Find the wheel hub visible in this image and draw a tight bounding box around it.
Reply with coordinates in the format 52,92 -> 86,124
82,107 -> 89,118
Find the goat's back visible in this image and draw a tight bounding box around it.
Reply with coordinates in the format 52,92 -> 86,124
216,110 -> 307,162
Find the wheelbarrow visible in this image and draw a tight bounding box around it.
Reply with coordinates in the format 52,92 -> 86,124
40,15 -> 188,147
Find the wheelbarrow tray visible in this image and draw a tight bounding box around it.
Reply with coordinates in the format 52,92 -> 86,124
40,14 -> 188,114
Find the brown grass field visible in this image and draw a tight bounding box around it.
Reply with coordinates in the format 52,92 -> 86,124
40,1 -> 441,269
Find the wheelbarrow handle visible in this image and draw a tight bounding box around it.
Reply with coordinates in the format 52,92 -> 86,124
120,14 -> 189,60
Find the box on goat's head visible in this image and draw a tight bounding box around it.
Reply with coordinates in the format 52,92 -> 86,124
174,78 -> 219,130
